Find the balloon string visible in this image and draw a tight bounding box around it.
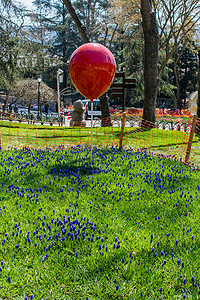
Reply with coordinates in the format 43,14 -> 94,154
91,100 -> 93,163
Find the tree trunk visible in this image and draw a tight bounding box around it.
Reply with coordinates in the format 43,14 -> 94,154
197,49 -> 200,118
141,0 -> 159,126
174,61 -> 180,109
62,0 -> 89,43
99,93 -> 112,127
4,91 -> 10,112
196,49 -> 200,135
40,103 -> 42,115
172,92 -> 178,109
63,0 -> 112,126
62,2 -> 67,89
28,103 -> 31,114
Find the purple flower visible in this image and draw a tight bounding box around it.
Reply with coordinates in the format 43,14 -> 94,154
159,287 -> 162,293
183,278 -> 186,285
177,259 -> 181,265
116,284 -> 119,290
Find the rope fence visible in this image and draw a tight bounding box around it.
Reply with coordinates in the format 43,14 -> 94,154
0,113 -> 199,167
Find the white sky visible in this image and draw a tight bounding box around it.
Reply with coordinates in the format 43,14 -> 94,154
17,0 -> 34,9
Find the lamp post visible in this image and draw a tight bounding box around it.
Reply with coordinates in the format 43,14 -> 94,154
38,75 -> 42,120
57,69 -> 63,117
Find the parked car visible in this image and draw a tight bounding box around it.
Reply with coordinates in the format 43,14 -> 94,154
32,105 -> 52,114
82,99 -> 102,119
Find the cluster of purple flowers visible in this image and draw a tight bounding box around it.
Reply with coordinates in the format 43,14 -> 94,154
0,146 -> 199,299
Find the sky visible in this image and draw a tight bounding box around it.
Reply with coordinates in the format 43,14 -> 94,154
18,0 -> 34,9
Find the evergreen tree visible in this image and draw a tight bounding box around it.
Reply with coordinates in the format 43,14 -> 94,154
0,2 -> 29,109
178,46 -> 198,108
49,0 -> 82,88
169,44 -> 198,109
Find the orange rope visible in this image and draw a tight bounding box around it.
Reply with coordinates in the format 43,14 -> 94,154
53,127 -> 56,148
9,122 -> 12,148
0,116 -> 199,166
35,126 -> 39,149
17,122 -> 20,148
45,127 -> 47,149
62,126 -> 65,148
26,121 -> 29,148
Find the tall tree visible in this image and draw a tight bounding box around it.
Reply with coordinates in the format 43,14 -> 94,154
49,0 -> 82,88
170,43 -> 198,109
141,0 -> 159,124
156,0 -> 200,108
0,2 -> 28,109
29,0 -> 53,77
197,49 -> 200,119
62,0 -> 112,126
110,0 -> 200,122
62,0 -> 89,43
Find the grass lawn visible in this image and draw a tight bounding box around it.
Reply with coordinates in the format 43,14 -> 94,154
0,146 -> 199,299
1,120 -> 199,166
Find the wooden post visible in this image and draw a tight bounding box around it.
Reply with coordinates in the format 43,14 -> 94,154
184,115 -> 197,164
122,72 -> 125,112
119,112 -> 126,149
0,120 -> 1,150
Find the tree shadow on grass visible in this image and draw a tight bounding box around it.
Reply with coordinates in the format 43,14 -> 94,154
48,161 -> 102,177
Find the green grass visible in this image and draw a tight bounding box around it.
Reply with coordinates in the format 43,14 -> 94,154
1,120 -> 199,166
0,147 -> 199,299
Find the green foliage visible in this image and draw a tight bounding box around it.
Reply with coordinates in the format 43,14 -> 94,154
173,46 -> 198,100
47,0 -> 82,87
0,30 -> 20,90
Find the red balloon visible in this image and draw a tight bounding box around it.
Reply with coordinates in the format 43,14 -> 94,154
69,43 -> 116,100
